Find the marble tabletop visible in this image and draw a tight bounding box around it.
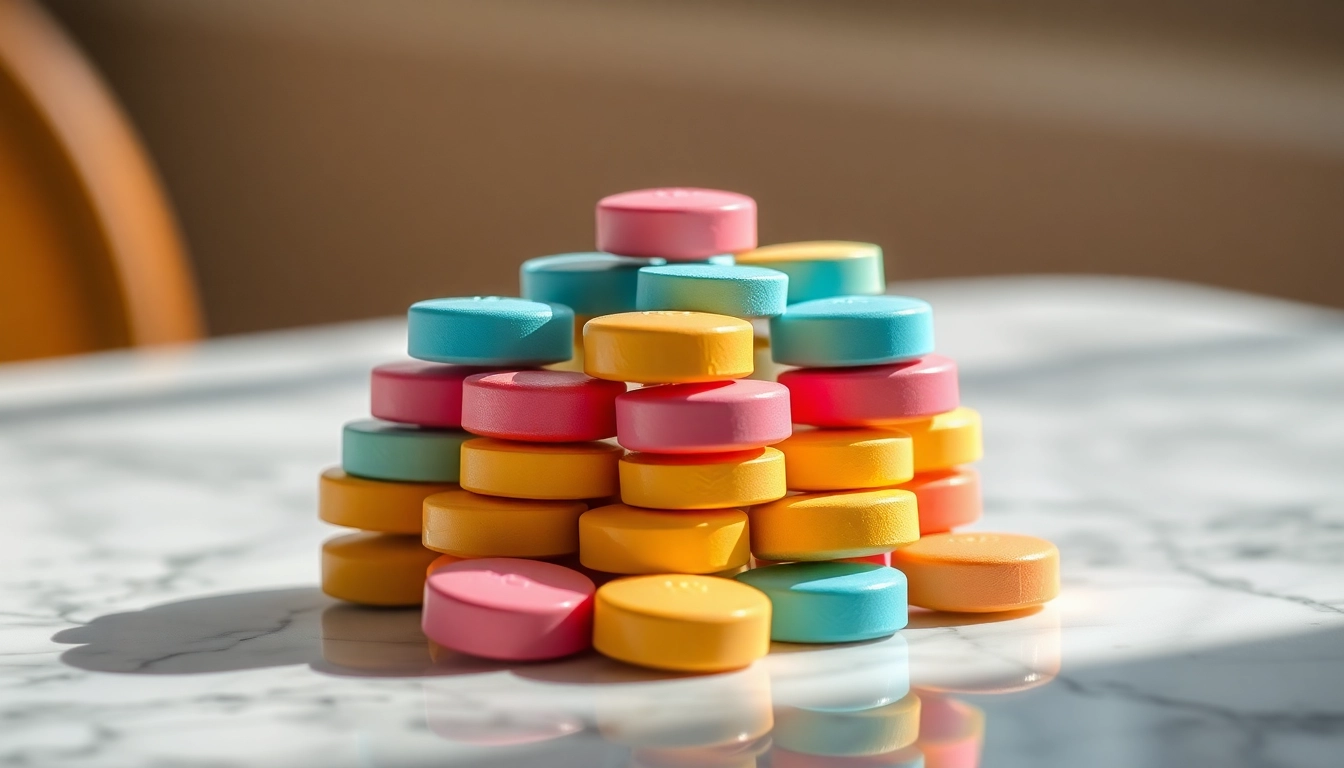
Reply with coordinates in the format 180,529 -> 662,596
2,276 -> 1342,768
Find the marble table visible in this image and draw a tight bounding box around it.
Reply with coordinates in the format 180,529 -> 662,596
2,276 -> 1342,767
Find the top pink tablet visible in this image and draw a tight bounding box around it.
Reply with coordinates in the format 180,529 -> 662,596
371,361 -> 495,428
596,188 -> 757,260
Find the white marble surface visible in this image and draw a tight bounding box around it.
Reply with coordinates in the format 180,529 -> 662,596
2,276 -> 1342,767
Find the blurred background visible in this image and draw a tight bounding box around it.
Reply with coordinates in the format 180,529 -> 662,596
3,0 -> 1342,363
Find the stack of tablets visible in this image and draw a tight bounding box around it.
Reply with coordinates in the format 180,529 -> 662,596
317,364 -> 475,607
317,186 -> 1061,674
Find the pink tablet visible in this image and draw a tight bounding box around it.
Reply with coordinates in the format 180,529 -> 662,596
596,188 -> 757,260
779,355 -> 960,427
461,370 -> 626,442
615,380 -> 791,453
371,361 -> 494,428
422,558 -> 596,661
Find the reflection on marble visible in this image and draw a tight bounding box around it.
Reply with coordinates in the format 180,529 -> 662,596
2,277 -> 1343,766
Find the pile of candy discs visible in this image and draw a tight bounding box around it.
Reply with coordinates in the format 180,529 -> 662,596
317,187 -> 1061,672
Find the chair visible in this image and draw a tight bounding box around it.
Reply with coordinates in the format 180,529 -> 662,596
0,0 -> 202,364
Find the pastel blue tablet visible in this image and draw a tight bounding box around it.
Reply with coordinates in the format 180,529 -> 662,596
408,296 -> 572,365
636,264 -> 788,318
736,561 -> 908,642
769,295 -> 933,367
341,419 -> 469,483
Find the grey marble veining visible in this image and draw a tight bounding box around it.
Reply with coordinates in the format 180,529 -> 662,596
1,277 -> 1342,767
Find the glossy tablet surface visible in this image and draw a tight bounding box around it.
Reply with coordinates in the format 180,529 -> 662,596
422,558 -> 595,661
769,296 -> 934,368
597,188 -> 756,260
461,370 -> 625,442
735,241 -> 886,303
636,264 -> 788,318
341,419 -> 469,483
318,466 -> 458,534
370,361 -> 493,428
459,438 -> 622,500
773,429 -> 914,491
579,504 -> 750,574
584,311 -> 754,384
408,296 -> 572,366
521,252 -> 664,316
736,562 -> 908,643
889,532 -> 1060,613
615,380 -> 791,453
422,490 -> 587,558
321,532 -> 439,606
780,355 -> 960,427
749,489 -> 920,561
620,447 -> 786,510
593,575 -> 772,672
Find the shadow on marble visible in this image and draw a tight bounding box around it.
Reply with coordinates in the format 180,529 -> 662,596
52,587 -> 490,679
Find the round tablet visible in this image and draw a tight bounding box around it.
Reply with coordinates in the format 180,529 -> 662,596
407,296 -> 573,366
620,448 -> 786,510
318,466 -> 458,534
772,692 -> 921,759
461,370 -> 625,442
889,533 -> 1060,613
898,468 -> 982,535
615,380 -> 791,454
422,558 -> 596,661
735,241 -> 886,304
773,429 -> 914,491
520,252 -> 665,316
636,264 -> 788,318
583,311 -> 753,384
749,489 -> 919,561
459,438 -> 622,500
369,361 -> 494,428
341,419 -> 470,483
579,504 -> 750,574
422,490 -> 587,558
769,296 -> 934,368
779,355 -> 960,427
426,553 -> 462,577
593,575 -> 771,672
321,532 -> 440,606
597,188 -> 757,261
736,562 -> 908,643
881,407 -> 983,472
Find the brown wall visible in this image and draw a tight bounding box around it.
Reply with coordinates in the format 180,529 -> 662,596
43,0 -> 1344,335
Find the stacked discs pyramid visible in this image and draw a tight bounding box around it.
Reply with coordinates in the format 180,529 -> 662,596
317,188 -> 1061,672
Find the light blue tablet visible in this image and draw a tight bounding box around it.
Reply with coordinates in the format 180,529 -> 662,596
769,295 -> 933,367
736,561 -> 908,643
521,252 -> 664,316
407,296 -> 572,365
636,264 -> 789,318
341,419 -> 469,483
